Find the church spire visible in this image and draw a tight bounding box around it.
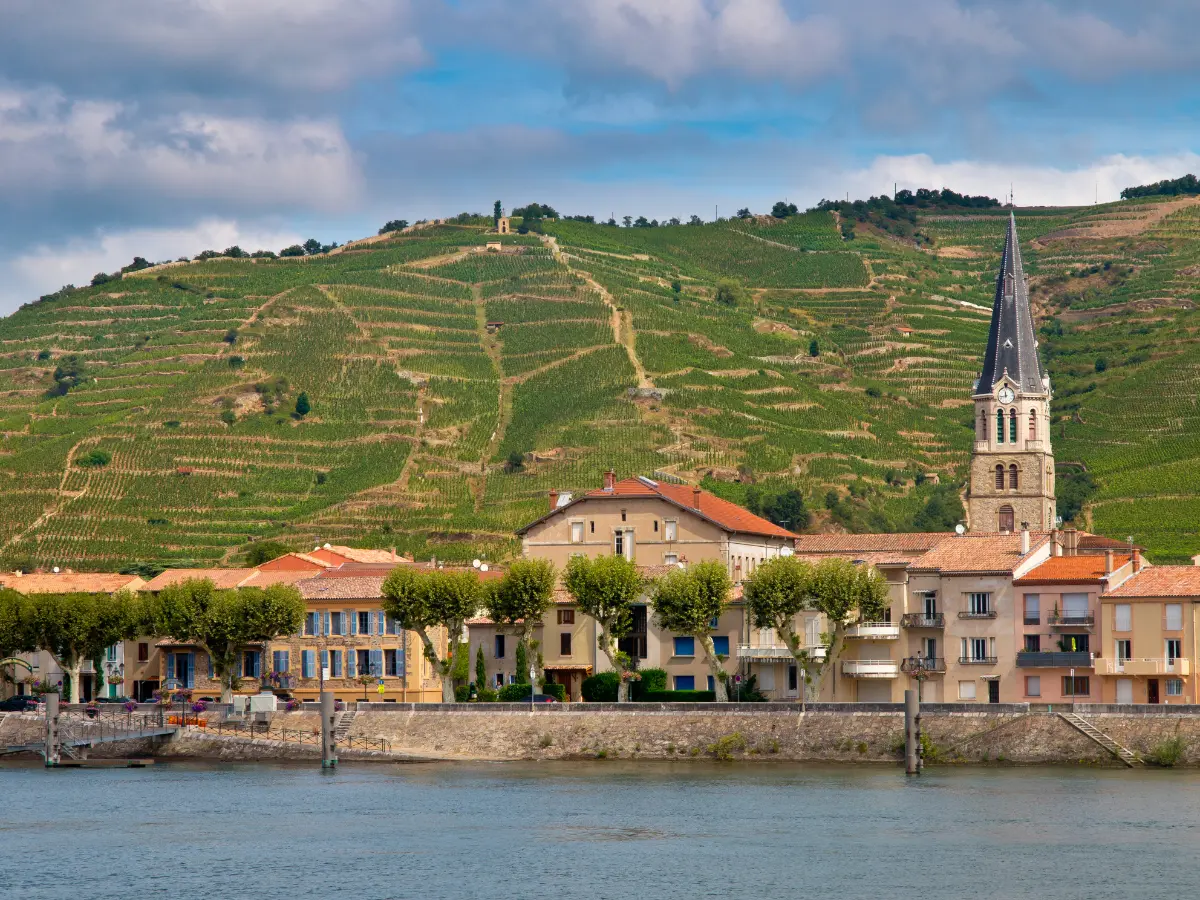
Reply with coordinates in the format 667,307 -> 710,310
976,212 -> 1046,395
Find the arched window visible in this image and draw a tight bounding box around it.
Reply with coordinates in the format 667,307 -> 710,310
999,505 -> 1015,533
995,465 -> 1005,490
1009,464 -> 1019,490
996,410 -> 1006,443
1009,409 -> 1017,443
1028,409 -> 1037,441
979,412 -> 988,441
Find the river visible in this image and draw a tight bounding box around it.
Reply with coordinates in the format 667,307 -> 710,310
2,760 -> 1198,898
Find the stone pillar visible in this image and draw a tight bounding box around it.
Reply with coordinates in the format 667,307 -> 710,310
44,692 -> 60,767
320,691 -> 337,769
904,689 -> 920,776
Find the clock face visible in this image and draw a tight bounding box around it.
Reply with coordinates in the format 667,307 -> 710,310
997,386 -> 1014,404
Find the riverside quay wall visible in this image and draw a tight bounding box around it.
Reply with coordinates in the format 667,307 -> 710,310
7,704 -> 1200,766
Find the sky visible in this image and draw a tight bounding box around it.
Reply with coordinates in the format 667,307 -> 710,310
3,0 -> 1200,313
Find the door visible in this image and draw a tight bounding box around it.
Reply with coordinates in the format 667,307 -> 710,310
1148,679 -> 1160,704
987,680 -> 1000,703
1116,679 -> 1133,705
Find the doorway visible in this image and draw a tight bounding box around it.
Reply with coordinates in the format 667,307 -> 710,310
1147,679 -> 1160,704
987,680 -> 1000,704
1116,679 -> 1133,705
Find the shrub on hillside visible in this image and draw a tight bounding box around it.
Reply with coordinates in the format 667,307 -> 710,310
280,245 -> 305,257
714,278 -> 743,307
581,671 -> 620,702
78,449 -> 112,468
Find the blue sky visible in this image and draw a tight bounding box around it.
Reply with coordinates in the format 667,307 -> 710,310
3,0 -> 1200,312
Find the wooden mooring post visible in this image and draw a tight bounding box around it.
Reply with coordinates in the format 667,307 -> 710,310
44,691 -> 60,767
904,689 -> 921,776
320,691 -> 337,769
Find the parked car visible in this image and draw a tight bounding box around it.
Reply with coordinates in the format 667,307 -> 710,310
0,696 -> 42,712
526,694 -> 559,704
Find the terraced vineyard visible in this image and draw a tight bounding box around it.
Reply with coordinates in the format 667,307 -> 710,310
2,203 -> 1199,568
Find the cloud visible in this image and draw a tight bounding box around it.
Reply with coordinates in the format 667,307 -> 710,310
0,219 -> 305,314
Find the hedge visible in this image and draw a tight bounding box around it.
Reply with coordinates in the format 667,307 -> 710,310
640,690 -> 715,702
541,682 -> 566,701
498,683 -> 533,702
631,668 -> 667,700
581,671 -> 620,702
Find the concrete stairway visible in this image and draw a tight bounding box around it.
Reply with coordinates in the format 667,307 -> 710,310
333,710 -> 357,743
1059,712 -> 1142,767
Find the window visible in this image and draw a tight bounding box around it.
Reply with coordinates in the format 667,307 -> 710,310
557,609 -> 575,625
707,675 -> 715,692
242,650 -> 261,679
494,635 -> 506,659
995,464 -> 1005,490
614,531 -> 624,557
386,615 -> 400,636
711,636 -> 730,657
1062,593 -> 1089,622
330,611 -> 345,636
1062,676 -> 1090,697
1023,594 -> 1040,625
1116,640 -> 1131,662
358,611 -> 371,634
674,675 -> 695,691
304,611 -> 319,636
998,505 -> 1014,532
590,521 -> 595,534
1028,409 -> 1037,440
570,521 -> 584,543
1060,634 -> 1088,652
1025,675 -> 1041,697
1166,639 -> 1182,662
138,642 -> 149,662
495,673 -> 505,688
357,649 -> 370,676
996,410 -> 1005,443
958,681 -> 977,701
330,650 -> 343,678
979,413 -> 987,441
1166,679 -> 1184,697
788,665 -> 798,692
1009,464 -> 1019,490
1115,604 -> 1131,632
560,633 -> 572,656
621,509 -> 627,522
969,592 -> 991,616
1166,604 -> 1183,631
968,637 -> 988,661
664,553 -> 679,565
1024,634 -> 1041,652
664,520 -> 677,541
273,650 -> 289,673
922,591 -> 938,617
384,648 -> 402,677
653,520 -> 658,532
673,636 -> 695,657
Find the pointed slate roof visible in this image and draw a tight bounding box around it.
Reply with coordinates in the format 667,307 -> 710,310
976,213 -> 1046,395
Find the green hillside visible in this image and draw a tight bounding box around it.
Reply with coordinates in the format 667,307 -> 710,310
2,202 -> 1199,569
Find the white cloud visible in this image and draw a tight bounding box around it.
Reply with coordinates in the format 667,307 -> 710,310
1,219 -> 304,314
0,87 -> 362,212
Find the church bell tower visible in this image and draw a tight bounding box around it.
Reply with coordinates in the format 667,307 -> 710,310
967,213 -> 1056,532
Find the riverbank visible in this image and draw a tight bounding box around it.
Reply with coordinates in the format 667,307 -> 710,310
5,703 -> 1200,766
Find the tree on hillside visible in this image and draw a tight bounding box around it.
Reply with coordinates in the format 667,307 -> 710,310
294,392 -> 311,418
280,245 -> 305,257
379,219 -> 409,235
771,201 -> 798,217
48,355 -> 87,397
688,215 -> 704,225
493,201 -> 502,225
9,591 -> 144,703
622,216 -> 632,227
303,239 -> 323,256
382,567 -> 484,702
912,484 -> 964,531
563,554 -> 644,701
488,559 -> 556,684
714,278 -> 743,307
146,580 -> 305,703
736,207 -> 752,219
224,246 -> 247,258
244,541 -> 291,566
650,560 -> 732,701
760,489 -> 810,532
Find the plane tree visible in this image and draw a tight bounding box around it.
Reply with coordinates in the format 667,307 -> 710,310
563,555 -> 644,701
650,560 -> 733,701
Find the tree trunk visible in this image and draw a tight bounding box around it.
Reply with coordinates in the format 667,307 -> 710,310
598,620 -> 629,702
779,621 -> 808,711
416,628 -> 453,703
65,660 -> 82,704
812,622 -> 846,699
700,635 -> 728,702
523,623 -> 541,685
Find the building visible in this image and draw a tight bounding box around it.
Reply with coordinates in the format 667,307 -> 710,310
1097,563 -> 1200,704
967,213 -> 1056,532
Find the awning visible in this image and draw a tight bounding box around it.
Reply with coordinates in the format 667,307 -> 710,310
544,665 -> 594,672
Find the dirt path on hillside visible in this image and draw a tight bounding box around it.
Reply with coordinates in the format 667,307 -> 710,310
1034,196 -> 1200,244
541,235 -> 654,389
473,283 -> 510,510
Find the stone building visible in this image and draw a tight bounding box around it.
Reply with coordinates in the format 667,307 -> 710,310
967,213 -> 1057,533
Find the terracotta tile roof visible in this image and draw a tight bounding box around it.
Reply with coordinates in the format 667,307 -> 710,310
792,552 -> 921,569
1079,534 -> 1141,551
327,546 -> 407,564
909,532 -> 1050,575
0,573 -> 146,594
257,552 -> 332,572
517,476 -> 798,539
1015,555 -> 1132,586
142,569 -> 255,591
318,562 -> 403,578
793,533 -> 951,553
1103,567 -> 1200,598
296,576 -> 386,601
238,570 -> 320,588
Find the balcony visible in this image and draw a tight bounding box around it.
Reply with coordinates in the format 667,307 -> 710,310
845,622 -> 901,640
1048,613 -> 1094,629
958,656 -> 998,665
901,657 -> 946,674
738,644 -> 827,662
1016,651 -> 1094,669
841,659 -> 900,678
1094,658 -> 1192,676
1023,616 -> 1040,626
901,614 -> 944,629
958,610 -> 997,620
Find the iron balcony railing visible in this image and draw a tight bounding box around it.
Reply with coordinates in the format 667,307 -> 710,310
1023,616 -> 1040,626
900,614 -> 945,629
1015,651 -> 1094,668
901,657 -> 946,673
958,610 -> 997,619
958,656 -> 998,665
1048,613 -> 1094,628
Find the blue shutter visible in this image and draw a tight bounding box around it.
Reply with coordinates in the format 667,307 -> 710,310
378,611 -> 385,636
323,611 -> 331,636
252,651 -> 261,679
185,653 -> 195,689
397,634 -> 406,676
349,609 -> 358,635
320,650 -> 328,672
712,636 -> 730,656
302,650 -> 314,679
369,649 -> 383,678
166,652 -> 175,685
348,649 -> 357,678
707,675 -> 715,692
341,611 -> 350,636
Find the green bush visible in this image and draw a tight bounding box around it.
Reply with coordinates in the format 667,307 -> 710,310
541,682 -> 566,701
581,671 -> 620,702
454,685 -> 470,702
498,683 -> 533,702
78,449 -> 112,468
631,668 -> 667,700
476,688 -> 498,702
1146,736 -> 1187,767
641,690 -> 715,702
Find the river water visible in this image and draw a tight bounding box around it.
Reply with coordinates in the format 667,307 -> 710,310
2,760 -> 1199,899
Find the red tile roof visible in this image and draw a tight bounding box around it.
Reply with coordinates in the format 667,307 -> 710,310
909,532 -> 1051,575
143,569 -> 253,591
0,573 -> 146,594
1103,567 -> 1200,598
297,576 -> 387,601
1015,554 -> 1132,586
517,476 -> 797,539
793,533 -> 950,553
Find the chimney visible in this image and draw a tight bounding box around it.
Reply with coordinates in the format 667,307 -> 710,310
1133,548 -> 1142,573
692,486 -> 702,510
549,490 -> 559,512
603,470 -> 616,491
1051,528 -> 1062,557
1020,527 -> 1030,555
1104,550 -> 1114,575
1062,527 -> 1079,556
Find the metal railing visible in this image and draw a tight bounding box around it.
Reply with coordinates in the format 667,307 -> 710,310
845,622 -> 901,639
958,610 -> 997,619
958,656 -> 998,665
901,657 -> 946,673
901,614 -> 944,629
1023,616 -> 1040,626
210,720 -> 391,753
1015,651 -> 1094,668
1048,613 -> 1094,628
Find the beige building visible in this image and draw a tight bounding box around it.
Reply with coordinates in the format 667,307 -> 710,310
1097,565 -> 1200,704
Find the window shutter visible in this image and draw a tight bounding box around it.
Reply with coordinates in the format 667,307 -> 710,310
324,611 -> 331,636
253,652 -> 261,679
320,650 -> 328,672
302,650 -> 314,679
370,649 -> 383,677
341,610 -> 350,636
350,609 -> 358,635
397,635 -> 406,677
186,653 -> 195,688
348,649 -> 357,678
166,652 -> 175,684
207,654 -> 213,680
